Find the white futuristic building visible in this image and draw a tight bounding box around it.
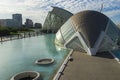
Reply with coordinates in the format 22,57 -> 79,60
55,10 -> 120,55
42,6 -> 73,33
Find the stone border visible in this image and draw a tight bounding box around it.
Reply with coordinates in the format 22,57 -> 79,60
10,71 -> 40,80
53,49 -> 73,80
35,58 -> 54,65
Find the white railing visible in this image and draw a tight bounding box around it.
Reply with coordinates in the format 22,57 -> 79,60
53,49 -> 73,80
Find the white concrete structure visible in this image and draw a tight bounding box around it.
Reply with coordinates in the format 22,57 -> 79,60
55,10 -> 120,55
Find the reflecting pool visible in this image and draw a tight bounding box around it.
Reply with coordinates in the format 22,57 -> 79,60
112,49 -> 120,59
0,34 -> 69,80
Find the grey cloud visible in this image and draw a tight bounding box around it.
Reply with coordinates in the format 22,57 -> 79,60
16,0 -> 25,3
10,0 -> 120,24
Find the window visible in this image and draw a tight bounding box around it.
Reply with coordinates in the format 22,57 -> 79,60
66,36 -> 85,52
61,19 -> 75,42
106,20 -> 119,43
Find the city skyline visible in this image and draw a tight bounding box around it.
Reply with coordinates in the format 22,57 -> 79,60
0,13 -> 36,27
0,14 -> 22,27
0,0 -> 120,24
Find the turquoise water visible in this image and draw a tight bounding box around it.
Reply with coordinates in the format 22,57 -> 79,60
0,34 -> 69,80
112,49 -> 120,59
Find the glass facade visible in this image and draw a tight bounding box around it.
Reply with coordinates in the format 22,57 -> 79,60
106,20 -> 119,43
61,19 -> 75,42
98,35 -> 114,52
55,19 -> 75,46
98,20 -> 120,52
55,11 -> 120,55
42,7 -> 73,32
55,19 -> 87,52
66,37 -> 85,52
56,30 -> 65,45
43,13 -> 62,30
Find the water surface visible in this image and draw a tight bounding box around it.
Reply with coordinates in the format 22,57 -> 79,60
112,49 -> 120,59
0,34 -> 69,80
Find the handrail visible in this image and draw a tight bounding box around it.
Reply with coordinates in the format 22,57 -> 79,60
53,49 -> 73,80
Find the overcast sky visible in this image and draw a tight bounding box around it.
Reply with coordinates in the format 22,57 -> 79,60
0,0 -> 120,25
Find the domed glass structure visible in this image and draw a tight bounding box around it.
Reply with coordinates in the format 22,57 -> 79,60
55,10 -> 120,55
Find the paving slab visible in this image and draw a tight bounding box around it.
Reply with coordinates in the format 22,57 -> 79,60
59,51 -> 120,80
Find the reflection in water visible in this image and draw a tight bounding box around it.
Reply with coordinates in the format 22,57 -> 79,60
44,34 -> 61,56
0,34 -> 69,80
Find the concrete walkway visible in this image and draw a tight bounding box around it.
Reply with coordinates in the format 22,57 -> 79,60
59,51 -> 120,80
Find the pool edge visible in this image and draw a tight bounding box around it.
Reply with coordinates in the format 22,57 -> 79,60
53,49 -> 73,80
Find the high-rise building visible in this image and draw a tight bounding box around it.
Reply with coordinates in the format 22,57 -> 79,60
0,19 -> 6,27
0,19 -> 14,27
0,13 -> 22,27
12,14 -> 22,27
55,10 -> 120,55
5,19 -> 14,27
25,19 -> 33,27
34,23 -> 42,28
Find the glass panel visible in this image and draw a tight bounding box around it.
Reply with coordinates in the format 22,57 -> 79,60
61,19 -> 75,42
98,35 -> 114,52
55,19 -> 76,46
56,30 -> 64,44
106,20 -> 119,43
66,37 -> 85,52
